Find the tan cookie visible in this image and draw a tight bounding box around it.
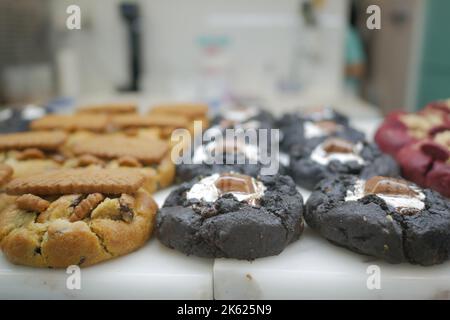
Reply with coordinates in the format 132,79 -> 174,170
76,103 -> 137,114
0,164 -> 13,187
0,168 -> 157,268
30,114 -> 110,132
65,136 -> 175,192
111,114 -> 190,130
5,168 -> 145,196
0,131 -> 67,151
149,103 -> 209,119
70,136 -> 168,165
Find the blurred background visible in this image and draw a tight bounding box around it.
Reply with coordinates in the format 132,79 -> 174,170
0,0 -> 448,116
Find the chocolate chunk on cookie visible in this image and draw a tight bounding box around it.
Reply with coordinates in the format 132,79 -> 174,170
157,173 -> 304,259
305,175 -> 450,265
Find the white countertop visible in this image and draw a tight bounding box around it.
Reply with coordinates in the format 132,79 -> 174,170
0,188 -> 214,300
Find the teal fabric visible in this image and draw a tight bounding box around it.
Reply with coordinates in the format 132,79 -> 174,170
345,26 -> 366,92
415,0 -> 450,110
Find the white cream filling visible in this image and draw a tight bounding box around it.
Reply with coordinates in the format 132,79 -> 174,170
222,106 -> 259,123
310,141 -> 365,166
304,121 -> 327,139
186,173 -> 266,203
345,179 -> 426,211
192,140 -> 259,164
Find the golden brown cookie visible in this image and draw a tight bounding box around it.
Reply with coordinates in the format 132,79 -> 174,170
0,168 -> 157,268
65,136 -> 175,192
149,103 -> 209,119
0,131 -> 67,178
149,103 -> 210,131
0,131 -> 67,151
111,114 -> 190,131
30,114 -> 110,132
76,103 -> 137,114
70,136 -> 168,165
0,164 -> 13,187
5,168 -> 145,195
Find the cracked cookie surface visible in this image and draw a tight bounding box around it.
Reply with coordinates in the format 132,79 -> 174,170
305,175 -> 450,265
0,168 -> 157,268
157,174 -> 304,260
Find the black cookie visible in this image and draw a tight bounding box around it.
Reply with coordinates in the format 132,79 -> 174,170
157,174 -> 305,260
289,138 -> 399,190
176,138 -> 287,182
305,175 -> 450,265
212,109 -> 275,130
278,114 -> 365,153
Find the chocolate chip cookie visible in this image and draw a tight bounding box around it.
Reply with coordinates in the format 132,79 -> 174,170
0,168 -> 157,268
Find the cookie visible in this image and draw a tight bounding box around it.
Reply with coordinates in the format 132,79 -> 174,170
111,114 -> 192,139
149,103 -> 209,120
0,131 -> 67,178
0,131 -> 67,151
176,137 -> 287,182
211,105 -> 275,129
279,113 -> 365,153
305,175 -> 450,265
0,168 -> 157,268
65,135 -> 175,192
30,114 -> 111,132
395,131 -> 450,197
77,103 -> 137,114
5,168 -> 145,195
149,103 -> 210,132
0,164 -> 13,187
289,137 -> 399,190
157,173 -> 304,259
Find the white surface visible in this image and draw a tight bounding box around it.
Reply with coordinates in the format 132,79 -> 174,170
0,187 -> 214,300
213,188 -> 450,300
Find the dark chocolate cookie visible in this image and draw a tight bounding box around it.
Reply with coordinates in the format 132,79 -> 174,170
157,173 -> 305,259
289,137 -> 399,190
278,113 -> 365,153
305,175 -> 450,265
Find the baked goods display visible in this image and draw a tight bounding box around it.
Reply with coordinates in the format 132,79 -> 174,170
157,173 -> 304,259
375,99 -> 450,197
306,175 -> 450,266
0,168 -> 157,268
0,99 -> 448,272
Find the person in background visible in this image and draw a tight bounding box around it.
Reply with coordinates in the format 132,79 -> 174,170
345,1 -> 366,95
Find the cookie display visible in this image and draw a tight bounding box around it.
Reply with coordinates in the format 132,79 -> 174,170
289,137 -> 399,190
0,131 -> 68,178
76,103 -> 137,114
30,114 -> 111,133
157,173 -> 304,259
0,168 -> 157,268
176,136 -> 286,182
278,111 -> 364,153
65,135 -> 175,192
305,175 -> 450,265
